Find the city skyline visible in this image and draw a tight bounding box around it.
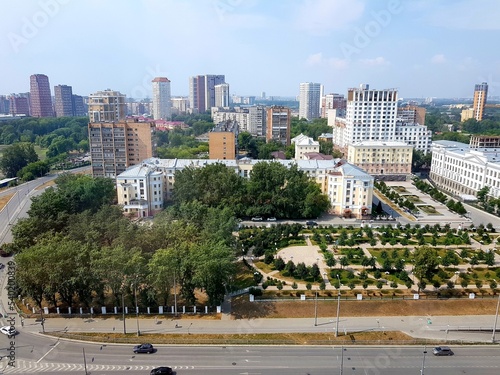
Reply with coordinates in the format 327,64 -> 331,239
1,0 -> 499,99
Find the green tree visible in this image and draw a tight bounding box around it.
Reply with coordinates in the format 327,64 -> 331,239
0,142 -> 39,177
413,246 -> 439,281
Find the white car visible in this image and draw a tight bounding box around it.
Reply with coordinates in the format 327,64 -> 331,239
0,326 -> 16,336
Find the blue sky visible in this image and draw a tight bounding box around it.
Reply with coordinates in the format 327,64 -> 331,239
1,0 -> 499,99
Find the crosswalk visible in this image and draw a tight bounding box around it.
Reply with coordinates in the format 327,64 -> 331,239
3,361 -> 194,373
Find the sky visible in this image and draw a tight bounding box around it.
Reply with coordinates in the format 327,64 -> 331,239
1,0 -> 499,99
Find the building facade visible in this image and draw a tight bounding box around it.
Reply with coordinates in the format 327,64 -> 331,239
208,120 -> 238,160
393,121 -> 432,154
397,105 -> 426,125
171,97 -> 189,115
473,82 -> 488,121
88,120 -> 154,178
321,93 -> 346,118
30,74 -> 53,117
116,158 -> 374,218
347,141 -> 413,176
54,84 -> 74,117
299,82 -> 321,121
9,95 -> 30,116
430,140 -> 500,199
189,74 -> 225,113
88,90 -> 127,123
152,77 -> 172,120
214,83 -> 230,108
266,106 -> 291,145
291,134 -> 320,160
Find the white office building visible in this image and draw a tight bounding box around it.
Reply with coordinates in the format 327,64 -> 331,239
430,140 -> 500,199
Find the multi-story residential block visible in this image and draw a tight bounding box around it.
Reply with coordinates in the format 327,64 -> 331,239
248,106 -> 266,136
299,82 -> 321,121
470,135 -> 500,149
430,139 -> 500,199
0,96 -> 10,114
152,77 -> 172,120
171,97 -> 189,115
336,84 -> 399,151
347,141 -> 413,176
88,120 -> 154,178
211,106 -> 266,136
9,95 -> 30,116
189,74 -> 225,113
209,120 -> 238,160
30,74 -> 53,117
214,83 -> 230,108
473,82 -> 488,121
397,105 -> 426,125
116,158 -> 374,218
54,84 -> 74,117
321,93 -> 346,118
393,121 -> 432,154
88,89 -> 127,123
72,95 -> 87,117
291,133 -> 320,160
266,106 -> 291,146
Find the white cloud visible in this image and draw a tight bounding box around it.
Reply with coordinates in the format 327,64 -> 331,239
294,0 -> 365,35
359,57 -> 390,67
305,52 -> 348,69
431,54 -> 446,64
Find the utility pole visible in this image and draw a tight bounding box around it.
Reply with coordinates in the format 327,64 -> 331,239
492,292 -> 500,343
83,348 -> 88,375
335,274 -> 341,337
133,282 -> 140,336
122,292 -> 126,334
174,270 -> 178,316
420,346 -> 427,375
339,346 -> 344,375
314,290 -> 318,326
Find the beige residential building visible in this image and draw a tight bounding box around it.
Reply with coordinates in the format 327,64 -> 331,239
88,120 -> 154,178
473,82 -> 488,121
397,105 -> 426,125
291,133 -> 320,160
461,108 -> 474,122
347,141 -> 413,176
208,120 -> 238,159
88,89 -> 127,123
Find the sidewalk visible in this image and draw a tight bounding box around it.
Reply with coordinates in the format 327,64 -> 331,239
17,314 -> 500,344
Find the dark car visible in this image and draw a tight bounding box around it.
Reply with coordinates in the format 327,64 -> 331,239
433,346 -> 454,356
133,343 -> 154,354
150,367 -> 173,375
305,220 -> 318,226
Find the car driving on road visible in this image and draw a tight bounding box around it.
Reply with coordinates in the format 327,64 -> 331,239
433,346 -> 454,356
133,343 -> 155,353
150,367 -> 173,375
0,326 -> 16,336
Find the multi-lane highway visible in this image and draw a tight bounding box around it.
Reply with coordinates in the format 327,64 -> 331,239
1,334 -> 500,375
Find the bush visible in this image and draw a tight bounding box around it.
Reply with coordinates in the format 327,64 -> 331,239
248,287 -> 262,296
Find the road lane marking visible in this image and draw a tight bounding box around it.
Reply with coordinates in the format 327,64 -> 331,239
36,341 -> 60,363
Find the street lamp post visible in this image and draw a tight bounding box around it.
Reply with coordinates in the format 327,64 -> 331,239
122,292 -> 126,335
314,290 -> 318,326
420,346 -> 427,375
335,274 -> 341,337
132,282 -> 140,336
492,291 -> 500,343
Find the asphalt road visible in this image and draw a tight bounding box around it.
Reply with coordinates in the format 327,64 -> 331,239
1,339 -> 499,374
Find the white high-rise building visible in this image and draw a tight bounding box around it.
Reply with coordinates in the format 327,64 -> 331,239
299,82 -> 321,121
152,77 -> 171,120
214,83 -> 230,107
332,84 -> 398,151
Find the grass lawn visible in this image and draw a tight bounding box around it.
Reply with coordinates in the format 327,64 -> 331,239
34,145 -> 47,160
392,186 -> 408,193
418,205 -> 442,215
232,261 -> 258,290
405,195 -> 423,203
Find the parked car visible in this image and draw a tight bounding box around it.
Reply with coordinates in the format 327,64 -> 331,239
433,346 -> 454,356
305,220 -> 318,226
0,326 -> 16,336
267,217 -> 277,221
251,217 -> 263,221
133,343 -> 155,353
150,367 -> 173,375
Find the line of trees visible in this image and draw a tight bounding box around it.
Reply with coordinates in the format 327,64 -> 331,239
13,174 -> 238,309
173,161 -> 330,219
